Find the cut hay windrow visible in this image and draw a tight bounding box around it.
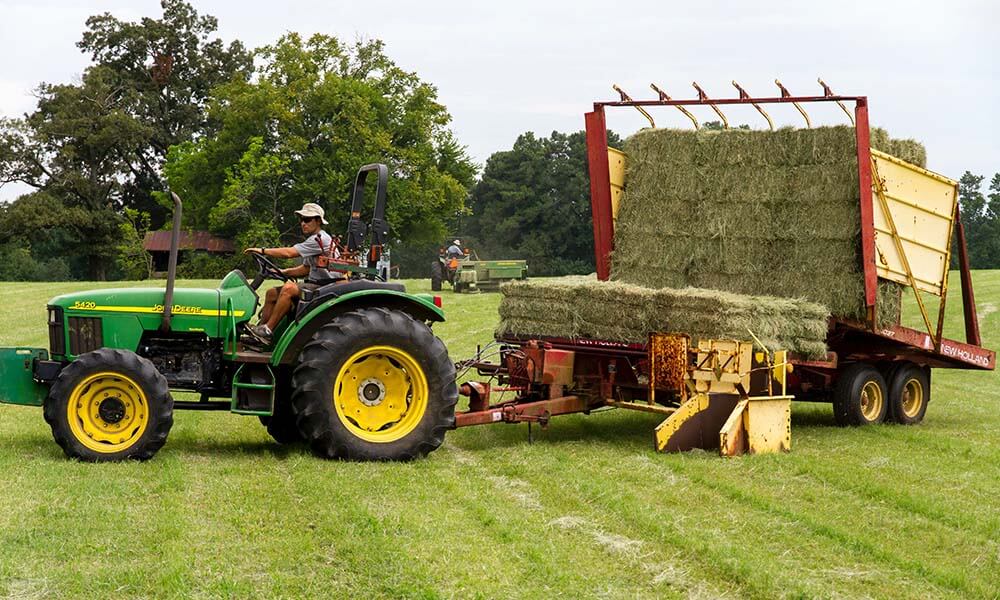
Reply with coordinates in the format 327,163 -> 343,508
497,277 -> 831,359
610,125 -> 924,326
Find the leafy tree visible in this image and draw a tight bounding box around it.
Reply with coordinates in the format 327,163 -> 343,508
164,33 -> 475,262
462,130 -> 621,276
957,171 -> 1000,269
116,209 -> 153,280
77,0 -> 252,224
0,1 -> 250,280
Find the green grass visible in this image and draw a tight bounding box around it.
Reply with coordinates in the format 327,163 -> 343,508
1,273 -> 999,598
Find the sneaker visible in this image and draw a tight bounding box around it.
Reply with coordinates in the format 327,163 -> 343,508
247,323 -> 273,345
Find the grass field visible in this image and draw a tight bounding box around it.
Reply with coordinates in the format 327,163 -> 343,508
0,273 -> 998,599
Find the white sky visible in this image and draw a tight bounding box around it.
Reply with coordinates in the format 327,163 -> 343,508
1,0 -> 997,201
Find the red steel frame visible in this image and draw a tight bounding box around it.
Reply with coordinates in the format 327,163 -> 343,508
583,92 -> 994,371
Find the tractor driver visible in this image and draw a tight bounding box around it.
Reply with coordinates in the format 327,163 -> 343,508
243,202 -> 341,344
447,239 -> 463,259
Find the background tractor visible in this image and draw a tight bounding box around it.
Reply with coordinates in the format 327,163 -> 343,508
430,247 -> 527,293
0,164 -> 457,462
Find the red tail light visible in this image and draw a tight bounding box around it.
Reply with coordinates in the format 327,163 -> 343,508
433,295 -> 442,308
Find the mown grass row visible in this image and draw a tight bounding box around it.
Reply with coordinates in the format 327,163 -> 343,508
0,274 -> 997,598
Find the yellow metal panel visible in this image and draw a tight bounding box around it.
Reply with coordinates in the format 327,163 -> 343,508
871,150 -> 957,296
608,148 -> 626,221
744,395 -> 792,453
653,393 -> 708,452
719,399 -> 749,457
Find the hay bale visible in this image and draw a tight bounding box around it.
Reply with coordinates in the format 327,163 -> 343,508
497,278 -> 831,358
610,126 -> 918,326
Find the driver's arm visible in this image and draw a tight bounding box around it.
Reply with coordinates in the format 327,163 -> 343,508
259,247 -> 300,259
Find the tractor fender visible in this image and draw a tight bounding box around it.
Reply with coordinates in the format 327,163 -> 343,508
270,290 -> 444,366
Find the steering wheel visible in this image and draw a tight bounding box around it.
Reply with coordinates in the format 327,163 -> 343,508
248,251 -> 290,291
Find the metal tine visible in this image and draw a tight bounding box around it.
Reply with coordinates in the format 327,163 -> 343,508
691,82 -> 729,128
649,83 -> 699,130
612,84 -> 655,129
732,80 -> 774,131
818,78 -> 855,125
775,79 -> 811,128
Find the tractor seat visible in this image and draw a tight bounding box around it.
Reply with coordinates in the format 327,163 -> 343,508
295,279 -> 406,319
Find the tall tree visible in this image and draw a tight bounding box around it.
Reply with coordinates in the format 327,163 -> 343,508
0,1 -> 250,279
957,171 -> 1000,269
462,130 -> 621,276
164,33 -> 475,257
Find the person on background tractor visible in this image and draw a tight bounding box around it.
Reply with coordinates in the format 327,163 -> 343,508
447,239 -> 463,259
244,202 -> 342,344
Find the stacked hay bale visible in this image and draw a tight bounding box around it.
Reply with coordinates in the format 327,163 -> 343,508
496,125 -> 924,355
610,125 -> 918,325
497,277 -> 830,358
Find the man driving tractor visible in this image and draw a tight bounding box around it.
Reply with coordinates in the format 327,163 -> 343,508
243,202 -> 343,344
446,239 -> 463,259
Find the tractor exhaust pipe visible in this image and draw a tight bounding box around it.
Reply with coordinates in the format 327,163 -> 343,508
161,192 -> 183,332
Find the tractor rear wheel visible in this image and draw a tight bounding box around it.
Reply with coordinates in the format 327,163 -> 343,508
832,363 -> 888,426
259,371 -> 302,444
887,363 -> 930,425
291,307 -> 457,460
44,348 -> 173,461
430,261 -> 443,291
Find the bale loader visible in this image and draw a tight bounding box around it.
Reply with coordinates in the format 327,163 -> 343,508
447,83 -> 994,456
0,164 -> 457,462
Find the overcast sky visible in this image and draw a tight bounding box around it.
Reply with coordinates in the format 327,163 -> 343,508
1,0 -> 996,201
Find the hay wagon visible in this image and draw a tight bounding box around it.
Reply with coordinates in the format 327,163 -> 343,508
453,84 -> 995,455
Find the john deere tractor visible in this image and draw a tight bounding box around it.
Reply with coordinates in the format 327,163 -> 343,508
0,164 -> 457,462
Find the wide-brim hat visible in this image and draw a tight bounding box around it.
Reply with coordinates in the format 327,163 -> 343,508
295,202 -> 329,225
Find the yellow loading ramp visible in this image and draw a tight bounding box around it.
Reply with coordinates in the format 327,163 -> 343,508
611,334 -> 793,456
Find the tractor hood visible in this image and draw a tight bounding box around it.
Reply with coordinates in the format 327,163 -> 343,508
50,287 -> 224,317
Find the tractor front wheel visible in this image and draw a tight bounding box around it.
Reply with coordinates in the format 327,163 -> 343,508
44,348 -> 173,461
291,308 -> 457,460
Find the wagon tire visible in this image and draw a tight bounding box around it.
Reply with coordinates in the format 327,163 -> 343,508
887,363 -> 930,425
44,348 -> 173,461
832,363 -> 888,426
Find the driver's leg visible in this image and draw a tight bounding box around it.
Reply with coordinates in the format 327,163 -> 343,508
265,281 -> 301,331
259,286 -> 280,323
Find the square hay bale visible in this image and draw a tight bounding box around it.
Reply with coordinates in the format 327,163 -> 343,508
610,125 -> 921,326
496,277 -> 831,358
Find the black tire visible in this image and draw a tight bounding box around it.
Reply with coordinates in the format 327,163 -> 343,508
258,370 -> 302,444
291,307 -> 457,461
43,348 -> 173,461
832,363 -> 888,426
430,261 -> 442,291
887,363 -> 930,425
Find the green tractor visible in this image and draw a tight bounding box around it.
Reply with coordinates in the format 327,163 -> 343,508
431,247 -> 527,293
0,164 -> 457,462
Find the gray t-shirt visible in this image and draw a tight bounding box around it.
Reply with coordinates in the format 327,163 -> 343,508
294,230 -> 336,283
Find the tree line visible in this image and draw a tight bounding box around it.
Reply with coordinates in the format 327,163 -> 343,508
0,1 -> 997,282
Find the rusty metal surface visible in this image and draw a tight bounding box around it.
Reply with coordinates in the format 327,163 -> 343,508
649,333 -> 688,394
454,395 -> 588,428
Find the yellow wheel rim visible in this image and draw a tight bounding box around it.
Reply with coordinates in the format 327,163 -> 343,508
333,345 -> 429,443
901,378 -> 924,418
66,371 -> 150,454
860,380 -> 884,422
